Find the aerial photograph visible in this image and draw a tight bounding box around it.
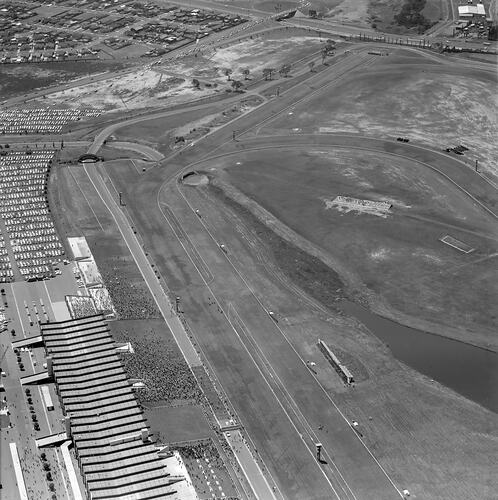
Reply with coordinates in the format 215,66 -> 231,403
0,0 -> 496,499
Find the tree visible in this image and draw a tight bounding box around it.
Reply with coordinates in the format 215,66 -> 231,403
241,67 -> 250,80
192,78 -> 200,89
231,80 -> 244,92
224,68 -> 233,81
262,68 -> 275,80
308,61 -> 315,72
279,64 -> 291,78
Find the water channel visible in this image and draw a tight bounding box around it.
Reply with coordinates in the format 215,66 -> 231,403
341,302 -> 498,413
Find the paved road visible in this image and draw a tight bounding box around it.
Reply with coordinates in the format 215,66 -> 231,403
225,430 -> 278,500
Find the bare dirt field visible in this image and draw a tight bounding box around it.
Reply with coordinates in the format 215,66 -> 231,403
262,51 -> 498,180
209,147 -> 498,349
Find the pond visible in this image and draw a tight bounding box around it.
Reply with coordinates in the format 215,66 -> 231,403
341,301 -> 498,413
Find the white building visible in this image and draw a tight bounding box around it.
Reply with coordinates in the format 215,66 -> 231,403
458,3 -> 487,21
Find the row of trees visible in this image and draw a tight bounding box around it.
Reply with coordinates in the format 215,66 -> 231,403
191,39 -> 337,89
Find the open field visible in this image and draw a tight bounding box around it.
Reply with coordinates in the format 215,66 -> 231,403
48,160 -> 161,320
261,51 -> 498,180
43,33 -> 327,111
173,165 -> 498,499
98,129 -> 496,499
208,145 -> 498,348
145,405 -> 213,443
36,33 -> 498,500
215,0 -> 443,31
0,61 -> 128,101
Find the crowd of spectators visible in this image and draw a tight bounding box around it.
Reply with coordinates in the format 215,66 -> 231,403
0,151 -> 64,281
0,109 -> 100,134
66,295 -> 97,319
171,439 -> 238,500
88,287 -> 115,317
116,327 -> 202,404
100,262 -> 160,320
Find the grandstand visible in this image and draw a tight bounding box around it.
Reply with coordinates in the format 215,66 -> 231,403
41,314 -> 184,499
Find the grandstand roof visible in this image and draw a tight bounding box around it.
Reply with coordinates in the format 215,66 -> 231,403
458,3 -> 486,16
40,315 -> 181,499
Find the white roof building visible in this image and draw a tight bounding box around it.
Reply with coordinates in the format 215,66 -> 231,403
458,3 -> 486,18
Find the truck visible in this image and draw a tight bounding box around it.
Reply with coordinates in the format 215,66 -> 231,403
41,385 -> 54,411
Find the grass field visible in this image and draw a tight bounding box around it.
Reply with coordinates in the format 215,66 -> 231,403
176,172 -> 498,499
262,52 -> 498,179
175,166 -> 497,497
0,60 -> 128,100
214,0 -> 442,31
145,405 -> 213,443
48,160 -> 161,320
201,146 -> 498,349
114,95 -> 263,155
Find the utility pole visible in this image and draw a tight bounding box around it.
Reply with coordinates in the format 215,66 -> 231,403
119,192 -> 123,206
475,159 -> 479,172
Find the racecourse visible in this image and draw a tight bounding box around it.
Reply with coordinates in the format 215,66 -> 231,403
2,26 -> 496,499
73,37 -> 498,498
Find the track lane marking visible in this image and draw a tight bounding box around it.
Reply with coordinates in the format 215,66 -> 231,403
175,179 -> 404,498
